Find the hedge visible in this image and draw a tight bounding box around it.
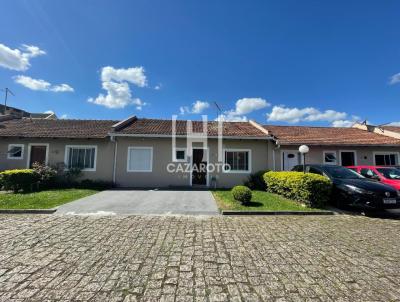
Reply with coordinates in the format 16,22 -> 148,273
244,170 -> 270,190
231,185 -> 252,204
0,169 -> 39,193
263,171 -> 332,208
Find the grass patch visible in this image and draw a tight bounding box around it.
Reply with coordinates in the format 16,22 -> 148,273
0,189 -> 99,209
212,190 -> 324,212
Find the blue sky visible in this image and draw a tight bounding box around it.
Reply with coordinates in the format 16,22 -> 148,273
0,0 -> 399,126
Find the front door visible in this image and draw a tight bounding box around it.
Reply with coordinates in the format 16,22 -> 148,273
282,151 -> 299,171
192,149 -> 207,185
29,145 -> 47,167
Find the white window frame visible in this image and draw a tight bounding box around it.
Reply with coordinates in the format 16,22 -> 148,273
127,146 -> 153,172
27,143 -> 49,168
339,150 -> 357,166
7,144 -> 24,160
223,149 -> 252,174
174,148 -> 187,162
64,145 -> 98,172
323,151 -> 337,165
373,152 -> 399,166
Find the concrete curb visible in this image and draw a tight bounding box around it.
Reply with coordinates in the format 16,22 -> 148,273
0,209 -> 57,214
220,210 -> 334,216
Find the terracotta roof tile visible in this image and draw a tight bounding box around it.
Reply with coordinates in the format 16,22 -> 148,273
0,118 -> 117,138
115,118 -> 267,137
263,125 -> 400,146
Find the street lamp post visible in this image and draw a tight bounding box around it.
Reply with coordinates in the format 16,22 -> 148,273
298,145 -> 310,173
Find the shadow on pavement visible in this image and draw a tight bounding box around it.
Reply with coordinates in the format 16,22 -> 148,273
328,205 -> 400,220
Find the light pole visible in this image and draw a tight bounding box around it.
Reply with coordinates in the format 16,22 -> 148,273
299,145 -> 309,173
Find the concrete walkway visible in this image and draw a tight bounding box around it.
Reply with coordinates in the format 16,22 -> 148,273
56,189 -> 219,215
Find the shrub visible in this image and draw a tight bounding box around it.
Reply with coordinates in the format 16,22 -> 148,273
32,162 -> 57,189
244,170 -> 270,190
263,171 -> 332,208
231,185 -> 252,204
64,167 -> 82,182
0,169 -> 39,193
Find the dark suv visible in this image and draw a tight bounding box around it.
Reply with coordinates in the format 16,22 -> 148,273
292,164 -> 400,210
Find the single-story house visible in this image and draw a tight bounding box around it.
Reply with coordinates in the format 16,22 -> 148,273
263,125 -> 400,170
1,115 -> 399,188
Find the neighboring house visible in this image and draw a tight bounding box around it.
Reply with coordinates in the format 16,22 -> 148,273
0,104 -> 57,119
0,116 -> 399,188
263,125 -> 400,171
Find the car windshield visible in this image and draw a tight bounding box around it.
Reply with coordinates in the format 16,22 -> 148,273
322,166 -> 364,179
376,168 -> 400,180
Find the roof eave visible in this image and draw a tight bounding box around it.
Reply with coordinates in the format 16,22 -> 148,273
108,133 -> 273,140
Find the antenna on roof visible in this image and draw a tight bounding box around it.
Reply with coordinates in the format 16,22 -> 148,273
214,102 -> 222,121
1,88 -> 15,114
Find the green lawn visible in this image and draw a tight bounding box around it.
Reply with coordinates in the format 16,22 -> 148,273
0,189 -> 99,209
212,190 -> 323,211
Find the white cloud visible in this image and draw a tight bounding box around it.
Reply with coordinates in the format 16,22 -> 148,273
216,97 -> 269,121
14,75 -> 51,91
388,121 -> 400,126
154,84 -> 162,90
0,43 -> 46,71
267,105 -> 359,127
234,98 -> 270,115
304,109 -> 347,122
216,113 -> 248,122
180,100 -> 210,114
389,73 -> 400,85
60,114 -> 68,119
267,106 -> 348,123
14,75 -> 74,92
88,81 -> 145,109
331,120 -> 355,127
51,84 -> 74,92
88,66 -> 147,109
101,66 -> 147,87
44,110 -> 54,114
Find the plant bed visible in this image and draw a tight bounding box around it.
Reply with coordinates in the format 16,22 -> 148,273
212,190 -> 329,213
0,189 -> 99,210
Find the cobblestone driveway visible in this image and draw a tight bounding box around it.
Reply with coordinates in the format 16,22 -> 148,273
0,215 -> 399,301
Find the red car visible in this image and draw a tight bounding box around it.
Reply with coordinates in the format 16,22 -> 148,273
348,166 -> 400,191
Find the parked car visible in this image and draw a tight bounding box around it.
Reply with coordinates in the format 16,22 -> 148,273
347,166 -> 400,191
291,164 -> 400,210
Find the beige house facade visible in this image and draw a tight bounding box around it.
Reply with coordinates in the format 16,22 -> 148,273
1,115 -> 400,188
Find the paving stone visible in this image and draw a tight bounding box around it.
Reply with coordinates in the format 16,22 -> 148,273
0,215 -> 399,301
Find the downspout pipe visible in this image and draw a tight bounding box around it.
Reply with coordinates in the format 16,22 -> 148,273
111,135 -> 118,186
273,141 -> 280,171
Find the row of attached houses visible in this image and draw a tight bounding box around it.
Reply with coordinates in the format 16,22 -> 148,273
1,114 -> 400,188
